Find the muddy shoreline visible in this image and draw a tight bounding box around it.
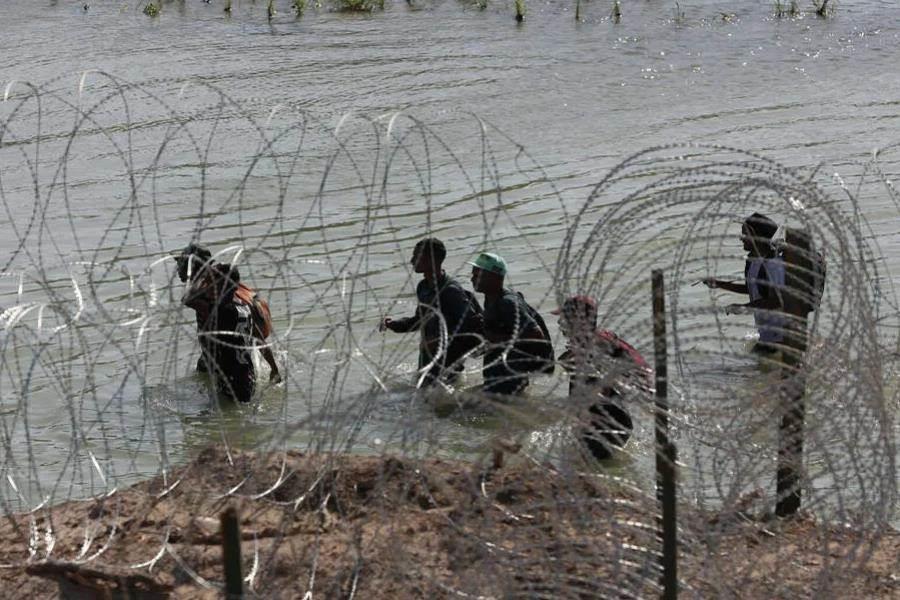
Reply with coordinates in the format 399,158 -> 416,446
1,447 -> 897,598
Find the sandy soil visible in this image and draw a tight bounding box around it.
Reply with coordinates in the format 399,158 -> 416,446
0,447 -> 897,599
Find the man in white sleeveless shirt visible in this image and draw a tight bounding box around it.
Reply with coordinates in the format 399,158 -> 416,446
703,213 -> 786,354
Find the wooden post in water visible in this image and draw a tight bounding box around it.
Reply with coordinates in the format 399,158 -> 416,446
652,270 -> 678,599
221,505 -> 244,599
776,228 -> 813,518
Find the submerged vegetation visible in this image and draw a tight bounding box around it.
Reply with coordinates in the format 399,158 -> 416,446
672,0 -> 685,24
774,0 -> 801,18
142,1 -> 159,16
514,0 -> 525,22
126,0 -> 839,24
332,0 -> 385,11
610,0 -> 621,24
813,0 -> 834,18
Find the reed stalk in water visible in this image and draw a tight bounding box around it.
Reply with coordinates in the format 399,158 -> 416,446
334,0 -> 385,11
774,0 -> 785,18
813,0 -> 832,18
775,0 -> 801,18
224,0 -> 232,13
575,0 -> 580,22
673,0 -> 685,24
611,0 -> 621,23
142,1 -> 160,16
268,0 -> 276,19
293,0 -> 306,15
515,0 -> 525,21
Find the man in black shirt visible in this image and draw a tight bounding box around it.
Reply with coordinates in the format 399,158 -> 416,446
184,263 -> 256,403
381,238 -> 481,387
175,243 -> 281,382
469,252 -> 541,396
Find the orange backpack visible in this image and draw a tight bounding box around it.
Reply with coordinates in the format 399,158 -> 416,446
234,283 -> 274,340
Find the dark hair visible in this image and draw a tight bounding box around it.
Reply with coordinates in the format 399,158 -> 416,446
214,263 -> 240,284
175,244 -> 213,283
744,213 -> 778,241
413,238 -> 446,265
183,243 -> 212,261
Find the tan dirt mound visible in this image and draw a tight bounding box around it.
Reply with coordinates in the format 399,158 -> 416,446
0,447 -> 897,598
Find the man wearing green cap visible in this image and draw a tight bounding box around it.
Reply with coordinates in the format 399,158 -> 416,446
470,252 -> 550,396
381,238 -> 482,387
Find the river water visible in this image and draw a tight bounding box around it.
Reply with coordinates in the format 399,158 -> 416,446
0,0 -> 898,521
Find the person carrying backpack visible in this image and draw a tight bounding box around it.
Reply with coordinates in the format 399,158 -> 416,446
469,252 -> 553,397
176,244 -> 282,383
183,263 -> 257,402
702,213 -> 786,355
553,295 -> 651,459
380,238 -> 483,387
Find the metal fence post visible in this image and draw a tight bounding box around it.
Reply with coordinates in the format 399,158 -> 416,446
776,228 -> 812,517
652,270 -> 678,599
221,505 -> 244,599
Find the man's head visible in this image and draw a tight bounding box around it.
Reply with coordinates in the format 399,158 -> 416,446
411,238 -> 446,276
175,243 -> 213,283
741,213 -> 778,253
208,262 -> 240,300
469,252 -> 507,294
552,295 -> 598,339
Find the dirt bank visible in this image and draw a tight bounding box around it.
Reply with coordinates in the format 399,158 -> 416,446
1,447 -> 897,598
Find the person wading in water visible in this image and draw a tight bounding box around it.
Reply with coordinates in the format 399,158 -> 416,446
176,244 -> 282,382
554,295 -> 651,459
380,238 -> 482,387
184,263 -> 257,402
702,213 -> 786,355
469,252 -> 552,397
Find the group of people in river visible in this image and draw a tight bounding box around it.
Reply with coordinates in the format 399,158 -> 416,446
177,210 -> 819,460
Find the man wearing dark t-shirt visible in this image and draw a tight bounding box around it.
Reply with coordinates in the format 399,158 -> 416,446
175,244 -> 281,382
184,263 -> 256,403
381,238 -> 482,386
469,252 -> 540,396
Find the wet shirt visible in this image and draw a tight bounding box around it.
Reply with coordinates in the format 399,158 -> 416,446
185,281 -> 256,400
186,278 -> 273,341
482,289 -> 538,379
391,273 -> 474,355
745,255 -> 786,343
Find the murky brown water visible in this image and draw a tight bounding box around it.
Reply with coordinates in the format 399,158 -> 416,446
0,0 -> 898,518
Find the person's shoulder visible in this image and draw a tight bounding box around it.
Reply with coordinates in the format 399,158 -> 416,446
500,289 -> 523,307
596,329 -> 648,365
439,274 -> 464,291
